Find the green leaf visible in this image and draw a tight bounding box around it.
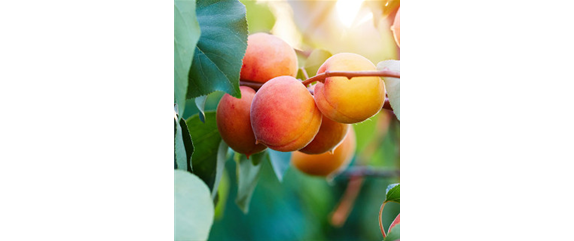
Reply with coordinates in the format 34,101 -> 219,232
175,118 -> 194,171
267,149 -> 291,182
240,0 -> 276,33
174,0 -> 201,117
235,154 -> 262,213
179,118 -> 194,172
385,183 -> 400,203
211,140 -> 228,198
352,112 -> 381,154
187,0 -> 248,99
250,150 -> 267,165
304,49 -> 332,77
384,224 -> 400,241
174,170 -> 214,240
174,114 -> 178,169
214,168 -> 230,220
377,60 -> 400,120
195,95 -> 208,123
186,111 -> 227,196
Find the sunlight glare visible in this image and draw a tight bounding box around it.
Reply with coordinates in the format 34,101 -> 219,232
336,0 -> 365,28
356,12 -> 373,26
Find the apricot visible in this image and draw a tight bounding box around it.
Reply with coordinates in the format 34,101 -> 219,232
314,53 -> 385,123
216,86 -> 266,158
299,115 -> 349,154
250,76 -> 322,152
291,128 -> 356,177
391,8 -> 400,47
240,33 -> 298,83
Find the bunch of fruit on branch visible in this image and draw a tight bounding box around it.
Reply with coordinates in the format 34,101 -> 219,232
217,32 -> 394,178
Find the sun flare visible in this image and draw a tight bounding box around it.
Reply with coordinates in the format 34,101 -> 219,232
335,0 -> 365,28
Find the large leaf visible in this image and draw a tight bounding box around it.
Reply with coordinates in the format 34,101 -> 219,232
186,111 -> 223,193
175,0 -> 201,117
235,154 -> 262,213
267,149 -> 291,182
174,170 -> 214,240
187,0 -> 248,99
377,60 -> 400,120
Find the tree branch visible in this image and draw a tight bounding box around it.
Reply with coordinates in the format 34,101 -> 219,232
240,70 -> 400,91
301,70 -> 400,86
340,167 -> 400,178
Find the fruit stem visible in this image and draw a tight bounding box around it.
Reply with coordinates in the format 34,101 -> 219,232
300,70 -> 400,87
379,202 -> 387,238
239,81 -> 263,91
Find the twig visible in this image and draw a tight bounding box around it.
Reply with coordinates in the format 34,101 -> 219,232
240,70 -> 400,102
301,70 -> 400,86
341,167 -> 399,178
330,176 -> 364,227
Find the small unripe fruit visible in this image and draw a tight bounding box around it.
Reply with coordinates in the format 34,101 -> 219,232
291,128 -> 356,177
299,115 -> 349,154
391,8 -> 400,47
389,213 -> 400,233
240,33 -> 298,83
251,76 -> 322,152
216,86 -> 266,158
314,53 -> 385,124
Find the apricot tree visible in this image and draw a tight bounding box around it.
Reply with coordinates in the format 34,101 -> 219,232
174,0 -> 400,240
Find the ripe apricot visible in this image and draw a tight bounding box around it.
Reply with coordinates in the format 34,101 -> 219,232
299,115 -> 349,154
250,76 -> 322,152
240,33 -> 298,83
291,128 -> 356,177
216,86 -> 266,158
391,8 -> 400,47
314,53 -> 385,124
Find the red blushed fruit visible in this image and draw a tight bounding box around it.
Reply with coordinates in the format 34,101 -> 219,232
216,86 -> 266,158
240,33 -> 298,83
250,76 -> 322,152
299,115 -> 350,154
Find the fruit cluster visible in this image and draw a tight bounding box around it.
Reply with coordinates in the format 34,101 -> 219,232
216,33 -> 387,177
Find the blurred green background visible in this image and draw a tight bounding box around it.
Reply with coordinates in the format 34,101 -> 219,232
209,144 -> 400,241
